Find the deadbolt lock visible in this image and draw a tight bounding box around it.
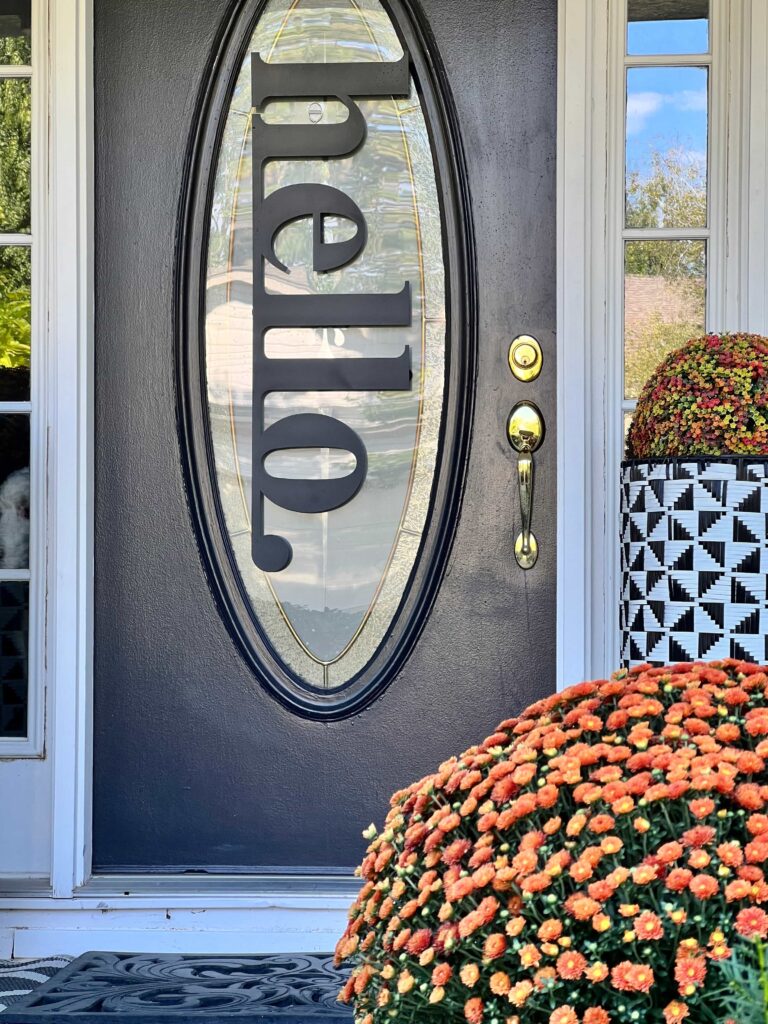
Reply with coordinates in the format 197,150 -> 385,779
508,334 -> 543,382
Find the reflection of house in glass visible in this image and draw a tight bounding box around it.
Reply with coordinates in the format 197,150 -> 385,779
205,0 -> 447,689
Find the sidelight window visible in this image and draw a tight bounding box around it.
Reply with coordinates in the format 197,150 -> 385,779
0,0 -> 40,752
622,1 -> 710,421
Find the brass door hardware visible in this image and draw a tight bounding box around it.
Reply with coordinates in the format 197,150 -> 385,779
508,335 -> 542,382
507,401 -> 544,569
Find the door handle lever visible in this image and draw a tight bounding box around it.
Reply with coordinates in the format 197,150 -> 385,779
507,402 -> 544,569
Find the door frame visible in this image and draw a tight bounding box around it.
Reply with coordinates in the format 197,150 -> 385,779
2,0 -> 618,955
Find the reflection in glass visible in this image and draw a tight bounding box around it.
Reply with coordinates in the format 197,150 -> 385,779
626,66 -> 707,229
0,246 -> 29,400
0,1 -> 30,65
0,413 -> 29,569
624,412 -> 634,452
628,0 -> 708,55
0,580 -> 28,737
0,77 -> 30,233
624,239 -> 706,400
205,0 -> 445,688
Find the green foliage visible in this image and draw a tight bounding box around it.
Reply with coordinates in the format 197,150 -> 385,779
0,63 -> 31,374
711,940 -> 768,1024
0,75 -> 30,233
0,28 -> 31,66
0,247 -> 29,370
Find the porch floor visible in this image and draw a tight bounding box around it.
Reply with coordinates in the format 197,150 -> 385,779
1,953 -> 351,1023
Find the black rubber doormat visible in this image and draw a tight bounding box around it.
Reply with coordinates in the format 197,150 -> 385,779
2,953 -> 352,1023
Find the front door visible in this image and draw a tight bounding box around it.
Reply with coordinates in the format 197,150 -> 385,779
92,0 -> 557,873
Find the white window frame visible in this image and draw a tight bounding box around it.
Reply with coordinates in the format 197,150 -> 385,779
0,0 -> 47,757
558,0 -> 768,687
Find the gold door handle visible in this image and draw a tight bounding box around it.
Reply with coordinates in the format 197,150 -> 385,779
507,402 -> 544,569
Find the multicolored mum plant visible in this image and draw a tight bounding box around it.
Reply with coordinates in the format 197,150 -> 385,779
336,660 -> 768,1024
626,332 -> 768,458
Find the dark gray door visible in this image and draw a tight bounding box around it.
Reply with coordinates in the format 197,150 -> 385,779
92,0 -> 557,872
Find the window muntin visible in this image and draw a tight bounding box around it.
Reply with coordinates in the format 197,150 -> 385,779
204,0 -> 447,691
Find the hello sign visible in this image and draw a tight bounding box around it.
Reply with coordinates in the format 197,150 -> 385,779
250,53 -> 414,573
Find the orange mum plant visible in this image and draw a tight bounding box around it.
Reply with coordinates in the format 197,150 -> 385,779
335,660 -> 768,1024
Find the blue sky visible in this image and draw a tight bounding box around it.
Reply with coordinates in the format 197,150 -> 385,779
626,64 -> 708,181
628,18 -> 708,56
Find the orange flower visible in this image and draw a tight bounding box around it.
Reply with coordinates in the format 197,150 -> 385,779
689,798 -> 715,819
508,979 -> 534,1007
565,895 -> 601,920
557,951 -> 587,979
550,1008 -> 578,1024
519,943 -> 541,968
483,933 -> 506,960
611,961 -> 655,993
735,906 -> 768,939
489,971 -> 511,996
538,919 -> 563,941
689,874 -> 719,899
663,1001 -> 690,1023
675,957 -> 707,995
464,997 -> 484,1024
583,1009 -> 610,1024
459,963 -> 480,987
634,910 -> 664,940
586,961 -> 609,983
431,963 -> 452,987
338,660 -> 768,1022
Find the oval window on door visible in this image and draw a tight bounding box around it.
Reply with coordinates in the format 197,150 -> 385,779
181,0 -> 472,717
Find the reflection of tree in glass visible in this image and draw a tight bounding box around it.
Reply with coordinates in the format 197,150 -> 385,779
626,145 -> 706,232
0,24 -> 31,67
0,70 -> 31,397
0,77 -> 30,233
624,149 -> 706,400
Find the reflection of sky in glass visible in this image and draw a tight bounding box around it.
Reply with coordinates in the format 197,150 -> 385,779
628,19 -> 708,56
626,65 -> 707,179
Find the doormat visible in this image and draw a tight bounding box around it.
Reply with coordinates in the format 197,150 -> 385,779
2,953 -> 352,1023
0,959 -> 73,1014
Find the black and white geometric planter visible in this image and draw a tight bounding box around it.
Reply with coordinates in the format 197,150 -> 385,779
621,458 -> 768,666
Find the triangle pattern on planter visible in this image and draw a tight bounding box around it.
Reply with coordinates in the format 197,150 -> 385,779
621,461 -> 768,665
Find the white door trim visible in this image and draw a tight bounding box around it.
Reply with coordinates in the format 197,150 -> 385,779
47,0 -> 95,896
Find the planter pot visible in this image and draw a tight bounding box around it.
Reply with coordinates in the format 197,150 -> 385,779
620,458 -> 768,666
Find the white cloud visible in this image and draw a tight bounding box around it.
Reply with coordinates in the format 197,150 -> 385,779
626,86 -> 708,138
626,91 -> 665,136
674,88 -> 708,113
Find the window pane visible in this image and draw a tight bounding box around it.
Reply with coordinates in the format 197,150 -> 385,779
626,66 -> 707,229
628,0 -> 708,55
0,1 -> 30,66
0,580 -> 28,738
0,245 -> 29,400
0,76 -> 30,234
624,239 -> 706,400
0,413 -> 29,568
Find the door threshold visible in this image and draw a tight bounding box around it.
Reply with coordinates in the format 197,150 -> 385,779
4,951 -> 351,1022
